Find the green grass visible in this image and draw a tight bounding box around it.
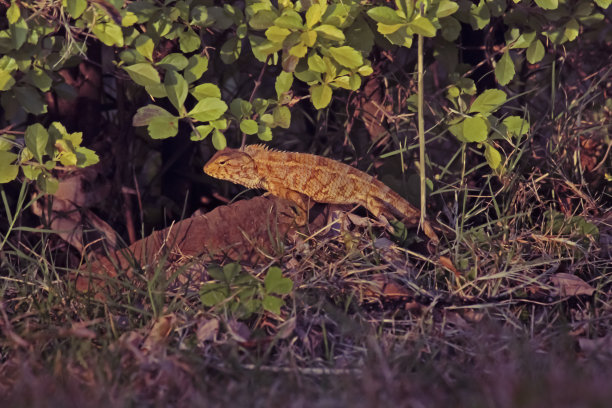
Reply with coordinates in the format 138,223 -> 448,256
1,183 -> 610,406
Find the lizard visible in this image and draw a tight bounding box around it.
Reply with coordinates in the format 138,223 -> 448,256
203,144 -> 439,243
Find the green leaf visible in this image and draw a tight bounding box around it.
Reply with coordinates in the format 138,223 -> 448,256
223,263 -> 241,283
252,98 -> 269,116
63,131 -> 83,148
14,86 -> 47,115
134,34 -> 154,61
275,71 -> 293,99
440,16 -> 461,41
147,115 -> 179,139
164,70 -> 188,113
272,106 -> 291,128
7,2 -> 21,24
146,84 -> 167,98
357,65 -> 373,76
262,295 -> 283,315
179,29 -> 201,53
190,5 -> 210,26
274,10 -> 303,29
313,25 -> 345,41
265,26 -> 291,43
21,165 -> 41,181
10,17 -> 29,50
564,18 -> 579,42
502,116 -> 530,137
133,105 -> 173,126
200,282 -> 230,307
220,36 -> 242,64
408,16 -> 437,37
207,264 -> 225,281
495,51 -> 515,86
36,173 -> 59,194
510,31 -> 536,49
188,97 -> 228,122
0,151 -> 18,183
264,266 -> 293,295
249,10 -> 278,30
367,7 -> 405,24
329,46 -> 363,69
526,39 -> 545,64
26,68 -> 52,92
469,0 -> 490,30
0,70 -> 16,91
462,116 -> 489,142
308,54 -> 327,73
92,22 -> 124,47
437,0 -> 459,18
376,23 -> 404,35
25,124 -> 49,163
123,63 -> 160,87
469,89 -> 507,114
230,98 -> 252,118
0,134 -> 14,151
122,12 -> 138,26
534,0 -> 558,10
184,55 -> 208,83
211,129 -> 227,150
484,143 -> 502,169
191,83 -> 221,99
594,0 -> 611,8
211,118 -> 228,130
257,125 -> 272,141
306,4 -> 322,28
66,0 -> 87,19
310,83 -> 332,109
190,124 -> 213,141
157,53 -> 188,71
240,119 -> 258,135
75,147 -> 100,167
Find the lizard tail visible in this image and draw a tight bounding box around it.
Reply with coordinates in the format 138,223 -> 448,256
377,186 -> 440,244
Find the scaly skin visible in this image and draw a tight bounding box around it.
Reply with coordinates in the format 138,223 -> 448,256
203,145 -> 438,242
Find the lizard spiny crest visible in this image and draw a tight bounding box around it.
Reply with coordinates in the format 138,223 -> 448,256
203,149 -> 262,189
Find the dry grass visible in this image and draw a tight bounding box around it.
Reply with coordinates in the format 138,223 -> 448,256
2,19 -> 611,408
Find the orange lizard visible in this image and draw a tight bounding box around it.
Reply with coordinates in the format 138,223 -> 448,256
203,144 -> 438,242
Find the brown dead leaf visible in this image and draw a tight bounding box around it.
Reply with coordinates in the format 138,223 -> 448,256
30,165 -> 117,255
438,256 -> 461,278
227,319 -> 251,343
368,274 -> 412,298
354,77 -> 391,139
550,273 -> 595,297
142,314 -> 177,353
196,318 -> 219,344
276,317 -> 296,339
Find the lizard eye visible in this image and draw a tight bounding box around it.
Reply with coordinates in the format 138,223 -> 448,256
218,159 -> 227,165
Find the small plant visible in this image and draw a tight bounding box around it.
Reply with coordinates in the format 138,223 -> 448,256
199,263 -> 293,319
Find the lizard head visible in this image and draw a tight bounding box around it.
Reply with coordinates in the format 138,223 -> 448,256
203,149 -> 262,188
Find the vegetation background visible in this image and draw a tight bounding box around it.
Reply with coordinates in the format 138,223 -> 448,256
0,0 -> 610,406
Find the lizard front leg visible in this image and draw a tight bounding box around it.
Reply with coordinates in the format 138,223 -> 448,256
266,186 -> 313,226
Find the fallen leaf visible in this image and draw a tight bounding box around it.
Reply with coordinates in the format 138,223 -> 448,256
142,314 -> 177,352
227,319 -> 250,343
550,273 -> 595,297
438,256 -> 461,278
276,317 -> 296,339
196,318 -> 219,344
